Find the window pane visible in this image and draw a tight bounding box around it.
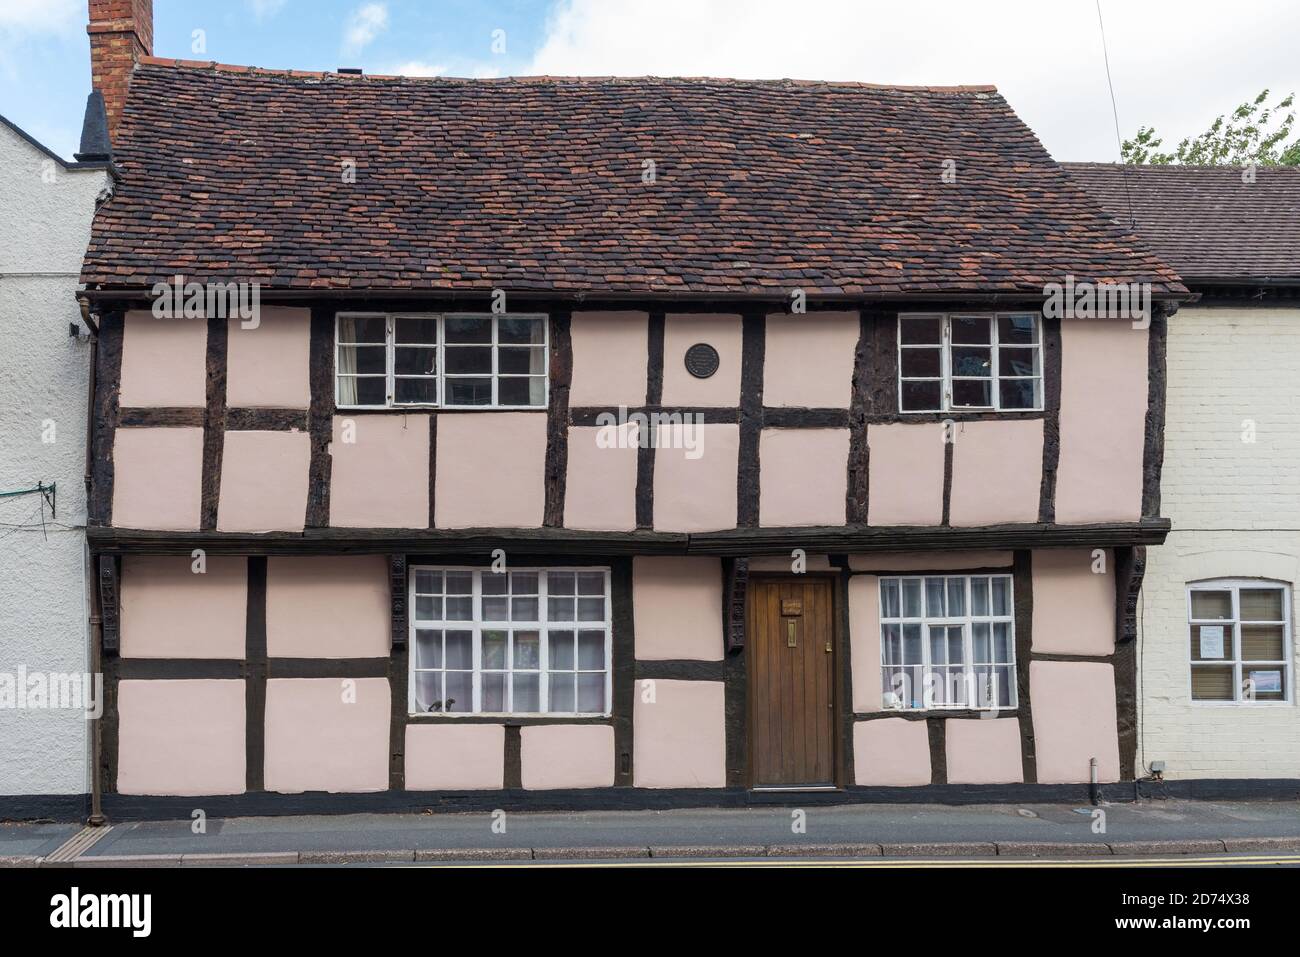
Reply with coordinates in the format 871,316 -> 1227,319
1191,665 -> 1235,701
336,375 -> 385,406
550,631 -> 576,670
444,672 -> 472,712
514,631 -> 541,668
951,346 -> 991,377
899,315 -> 942,344
445,346 -> 492,375
444,631 -> 473,669
577,673 -> 605,712
991,578 -> 1011,616
900,348 -> 941,377
998,347 -> 1040,377
549,572 -> 577,595
445,315 -> 491,343
498,376 -> 545,407
929,630 -> 946,665
445,377 -> 492,405
1190,590 -> 1232,620
512,596 -> 539,621
394,346 -> 437,375
882,624 -> 902,665
414,595 -> 441,620
1241,624 -> 1284,661
482,672 -> 506,712
413,672 -> 442,713
902,623 -> 922,664
973,622 -> 991,662
338,316 -> 386,343
445,596 -> 473,621
951,316 -> 991,344
499,346 -> 544,375
1244,668 -> 1286,702
414,570 -> 442,594
970,577 -> 989,616
394,377 -> 437,404
993,622 -> 1012,662
577,630 -> 605,669
946,579 -> 966,617
577,573 -> 604,596
339,343 -> 386,375
1240,589 -> 1284,621
998,314 -> 1038,344
881,580 -> 900,619
482,631 -> 507,669
901,579 -> 922,618
499,316 -> 545,345
925,578 -> 945,617
482,573 -> 507,595
901,379 -> 942,411
512,572 -> 539,594
578,597 -> 605,622
548,674 -> 575,712
548,597 -> 575,622
445,572 -> 472,594
394,316 -> 437,344
947,627 -> 965,664
413,630 -> 441,669
512,674 -> 540,713
1190,623 -> 1229,661
998,378 -> 1038,410
952,379 -> 992,408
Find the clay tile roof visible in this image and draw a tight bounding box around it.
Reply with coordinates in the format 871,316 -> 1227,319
81,60 -> 1185,297
1065,162 -> 1300,284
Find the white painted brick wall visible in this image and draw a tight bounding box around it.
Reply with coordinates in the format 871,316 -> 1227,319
1139,306 -> 1300,779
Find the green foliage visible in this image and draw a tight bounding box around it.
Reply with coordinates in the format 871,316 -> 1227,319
1122,89 -> 1300,166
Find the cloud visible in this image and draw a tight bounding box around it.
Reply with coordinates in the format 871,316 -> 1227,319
386,60 -> 447,77
246,0 -> 288,21
0,0 -> 82,34
343,2 -> 389,56
521,0 -> 1300,162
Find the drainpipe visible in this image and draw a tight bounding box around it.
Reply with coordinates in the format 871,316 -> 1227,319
1089,756 -> 1100,807
81,296 -> 106,826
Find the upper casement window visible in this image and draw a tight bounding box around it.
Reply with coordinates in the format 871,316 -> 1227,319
1188,581 -> 1292,705
897,313 -> 1043,413
408,567 -> 612,717
879,574 -> 1018,711
335,313 -> 549,410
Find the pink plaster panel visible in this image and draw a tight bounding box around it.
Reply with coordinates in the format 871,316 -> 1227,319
329,414 -> 429,528
519,724 -> 615,789
112,426 -> 204,530
866,423 -> 945,526
264,677 -> 391,793
632,557 -> 723,661
564,424 -> 639,531
1055,320 -> 1148,523
948,419 -> 1043,526
848,575 -> 883,713
633,679 -> 726,788
225,307 -> 311,409
853,717 -> 931,786
944,718 -> 1025,784
121,555 -> 247,659
847,551 -> 1013,572
404,723 -> 505,790
652,423 -> 739,532
763,311 -> 859,408
217,430 -> 311,532
568,311 -> 649,407
116,679 -> 246,795
661,314 -> 743,406
435,412 -> 547,529
1030,660 -> 1120,784
759,428 -> 849,527
118,310 -> 208,408
1031,549 -> 1116,656
265,555 -> 390,658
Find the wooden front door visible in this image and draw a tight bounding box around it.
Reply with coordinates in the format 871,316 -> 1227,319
748,577 -> 836,787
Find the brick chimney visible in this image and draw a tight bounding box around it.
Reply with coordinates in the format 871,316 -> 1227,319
87,0 -> 153,140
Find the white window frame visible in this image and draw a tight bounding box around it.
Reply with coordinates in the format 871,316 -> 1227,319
897,312 -> 1043,414
335,312 -> 550,410
1187,579 -> 1293,707
878,574 -> 1018,711
407,566 -> 613,718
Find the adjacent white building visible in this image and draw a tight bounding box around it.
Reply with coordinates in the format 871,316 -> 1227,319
1069,163 -> 1300,782
0,104 -> 112,813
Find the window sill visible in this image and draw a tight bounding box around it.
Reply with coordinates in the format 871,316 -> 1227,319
407,712 -> 612,723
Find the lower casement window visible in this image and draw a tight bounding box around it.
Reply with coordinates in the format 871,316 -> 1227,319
1188,580 -> 1292,704
409,567 -> 612,716
879,574 -> 1018,710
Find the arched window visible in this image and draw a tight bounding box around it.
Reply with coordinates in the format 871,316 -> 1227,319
1187,580 -> 1292,704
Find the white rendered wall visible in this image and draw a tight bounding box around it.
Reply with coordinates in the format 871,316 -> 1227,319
1139,305 -> 1300,778
0,123 -> 108,796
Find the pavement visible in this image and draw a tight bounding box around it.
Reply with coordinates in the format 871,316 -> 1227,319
4,799 -> 1300,866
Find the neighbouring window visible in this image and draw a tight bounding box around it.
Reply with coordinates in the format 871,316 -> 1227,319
409,567 -> 611,716
1188,580 -> 1292,704
897,313 -> 1043,413
879,574 -> 1018,710
336,313 -> 548,409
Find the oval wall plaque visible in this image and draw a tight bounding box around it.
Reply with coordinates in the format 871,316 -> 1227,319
684,342 -> 720,379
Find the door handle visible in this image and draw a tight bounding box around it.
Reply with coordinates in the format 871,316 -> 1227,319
786,620 -> 797,647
